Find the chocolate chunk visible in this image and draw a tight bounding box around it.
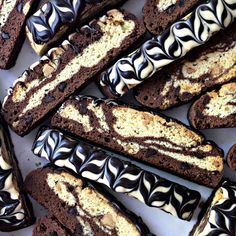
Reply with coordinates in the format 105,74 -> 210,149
1,32 -> 10,40
166,5 -> 176,14
25,116 -> 33,125
146,148 -> 157,157
181,163 -> 190,171
43,95 -> 55,104
58,82 -> 67,92
67,207 -> 77,216
179,0 -> 185,7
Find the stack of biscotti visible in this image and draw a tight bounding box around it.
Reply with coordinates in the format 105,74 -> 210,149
189,179 -> 236,236
143,0 -> 202,35
188,82 -> 236,129
2,9 -> 145,137
134,22 -> 236,110
25,167 -> 154,236
32,127 -> 201,221
26,0 -> 128,55
51,95 -> 224,188
0,105 -> 34,232
98,0 -> 236,98
0,0 -> 37,69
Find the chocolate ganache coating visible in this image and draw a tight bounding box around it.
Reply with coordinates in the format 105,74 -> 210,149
32,127 -> 201,221
99,0 -> 236,97
27,0 -> 100,44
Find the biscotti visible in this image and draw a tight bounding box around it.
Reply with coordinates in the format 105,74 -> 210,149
51,95 -> 224,187
0,105 -> 34,231
33,215 -> 69,236
143,0 -> 201,35
135,23 -> 236,110
0,0 -> 37,69
227,144 -> 236,171
25,167 -> 154,236
32,127 -> 201,221
188,82 -> 236,129
26,0 -> 127,55
2,9 -> 145,137
99,0 -> 236,98
189,180 -> 236,236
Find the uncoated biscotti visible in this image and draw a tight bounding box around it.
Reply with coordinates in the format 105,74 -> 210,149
51,95 -> 224,188
2,9 -> 145,137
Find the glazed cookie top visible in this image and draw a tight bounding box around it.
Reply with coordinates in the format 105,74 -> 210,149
100,0 -> 236,97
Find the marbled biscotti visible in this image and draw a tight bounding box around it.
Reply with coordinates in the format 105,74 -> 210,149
135,23 -> 236,110
188,82 -> 236,129
189,180 -> 236,236
32,127 -> 201,221
0,105 -> 34,232
51,95 -> 224,187
99,0 -> 236,98
227,144 -> 236,171
2,9 -> 145,137
0,0 -> 37,69
143,0 -> 201,35
25,167 -> 154,236
26,0 -> 127,55
33,215 -> 69,236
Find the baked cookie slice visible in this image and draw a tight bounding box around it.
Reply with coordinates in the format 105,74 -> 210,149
51,95 -> 224,188
25,167 -> 154,236
188,82 -> 236,129
0,0 -> 37,69
2,9 -> 145,137
26,0 -> 127,55
32,127 -> 201,221
0,106 -> 34,231
134,23 -> 236,110
227,144 -> 236,171
189,180 -> 236,236
143,0 -> 202,35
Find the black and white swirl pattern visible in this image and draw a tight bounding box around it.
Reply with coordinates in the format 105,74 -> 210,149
100,0 -> 236,97
33,127 -> 201,221
27,0 -> 100,44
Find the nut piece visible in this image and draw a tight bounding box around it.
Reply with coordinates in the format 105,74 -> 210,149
43,63 -> 56,77
101,213 -> 116,229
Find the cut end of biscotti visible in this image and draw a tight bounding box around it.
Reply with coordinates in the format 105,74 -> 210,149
227,144 -> 236,171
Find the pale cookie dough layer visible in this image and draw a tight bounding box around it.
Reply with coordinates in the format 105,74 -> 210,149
157,0 -> 177,11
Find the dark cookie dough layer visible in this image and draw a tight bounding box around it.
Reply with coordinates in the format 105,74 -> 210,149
33,215 -> 69,236
0,0 -> 37,69
227,144 -> 236,171
2,9 -> 145,137
0,104 -> 34,232
188,82 -> 236,129
135,23 -> 236,110
51,95 -> 224,188
143,0 -> 202,35
26,0 -> 127,55
32,127 -> 201,221
25,167 -> 154,236
189,180 -> 236,236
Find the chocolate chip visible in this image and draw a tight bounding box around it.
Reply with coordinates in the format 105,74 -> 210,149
58,82 -> 67,92
16,2 -> 23,13
68,207 -> 77,216
1,32 -> 10,40
180,163 -> 190,171
25,116 -> 33,125
166,5 -> 175,14
43,95 -> 55,103
78,101 -> 88,114
179,0 -> 185,7
75,223 -> 83,234
146,149 -> 157,157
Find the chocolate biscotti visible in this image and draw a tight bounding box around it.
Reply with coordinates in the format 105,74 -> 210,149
189,180 -> 236,236
0,0 -> 37,69
227,144 -> 236,171
0,106 -> 34,231
33,127 -> 201,221
135,23 -> 236,110
143,0 -> 202,35
51,96 -> 224,188
26,0 -> 127,55
2,9 -> 145,137
99,0 -> 236,98
25,167 -> 154,236
188,82 -> 236,129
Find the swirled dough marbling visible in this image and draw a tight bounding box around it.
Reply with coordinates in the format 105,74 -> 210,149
25,167 -> 154,236
51,95 -> 224,187
99,0 -> 236,98
2,9 -> 145,136
32,127 -> 201,221
189,82 -> 236,129
190,180 -> 236,236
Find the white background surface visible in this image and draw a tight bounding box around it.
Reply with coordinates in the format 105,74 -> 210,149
0,0 -> 236,235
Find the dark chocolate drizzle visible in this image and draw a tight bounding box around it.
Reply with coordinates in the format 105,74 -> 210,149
26,0 -> 100,44
33,127 -> 201,221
